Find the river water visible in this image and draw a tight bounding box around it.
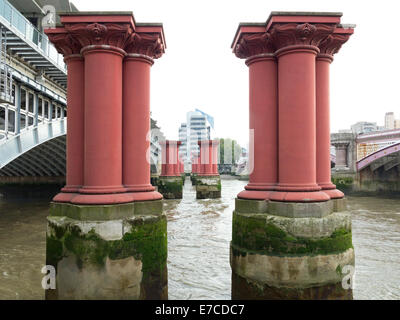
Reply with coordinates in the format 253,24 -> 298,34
0,178 -> 399,300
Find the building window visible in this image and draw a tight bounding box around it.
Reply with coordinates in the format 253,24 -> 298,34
20,113 -> 26,129
52,104 -> 57,119
38,97 -> 43,117
0,106 -> 5,130
28,92 -> 34,113
21,88 -> 26,111
8,110 -> 15,132
44,101 -> 49,119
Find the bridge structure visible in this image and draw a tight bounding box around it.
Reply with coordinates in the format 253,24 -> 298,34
0,1 -> 167,183
0,0 -> 68,181
331,129 -> 400,193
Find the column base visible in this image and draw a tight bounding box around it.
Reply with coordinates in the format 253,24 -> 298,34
53,192 -> 79,203
323,188 -> 344,200
237,190 -> 272,200
196,175 -> 221,199
158,176 -> 183,199
269,190 -> 330,202
54,191 -> 162,205
231,198 -> 354,300
46,199 -> 167,300
124,184 -> 155,192
61,185 -> 81,193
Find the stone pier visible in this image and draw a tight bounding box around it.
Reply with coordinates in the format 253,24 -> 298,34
45,12 -> 167,300
196,140 -> 221,199
158,140 -> 183,199
231,12 -> 355,300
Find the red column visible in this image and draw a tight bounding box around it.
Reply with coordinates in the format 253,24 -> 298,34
193,156 -> 198,174
62,55 -> 84,196
268,24 -> 332,202
199,140 -> 214,175
45,29 -> 85,203
174,141 -> 182,176
270,45 -> 329,202
233,34 -> 278,200
198,141 -> 204,175
122,53 -> 155,193
316,54 -> 343,199
316,30 -> 352,199
73,45 -> 130,204
212,140 -> 219,175
161,142 -> 168,176
161,141 -> 176,176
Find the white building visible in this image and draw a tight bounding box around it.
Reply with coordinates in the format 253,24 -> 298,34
385,112 -> 395,129
350,121 -> 380,135
178,110 -> 213,170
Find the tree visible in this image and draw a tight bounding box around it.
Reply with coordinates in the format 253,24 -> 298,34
217,138 -> 242,165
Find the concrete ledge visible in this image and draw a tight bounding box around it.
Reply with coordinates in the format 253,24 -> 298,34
50,200 -> 163,221
233,211 -> 352,239
231,244 -> 354,289
235,198 -> 268,214
268,199 -> 333,218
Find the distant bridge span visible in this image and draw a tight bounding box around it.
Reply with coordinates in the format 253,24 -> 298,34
356,141 -> 400,172
0,119 -> 66,177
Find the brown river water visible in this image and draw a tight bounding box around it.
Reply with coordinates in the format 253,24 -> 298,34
0,178 -> 399,300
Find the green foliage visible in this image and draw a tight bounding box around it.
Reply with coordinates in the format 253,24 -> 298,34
218,138 -> 242,165
46,216 -> 167,280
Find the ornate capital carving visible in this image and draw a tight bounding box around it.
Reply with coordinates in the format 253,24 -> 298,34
234,32 -> 275,59
318,33 -> 351,56
46,31 -> 82,56
125,33 -> 164,59
269,23 -> 335,50
64,22 -> 133,49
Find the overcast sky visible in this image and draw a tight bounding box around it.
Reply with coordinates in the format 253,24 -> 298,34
74,0 -> 400,146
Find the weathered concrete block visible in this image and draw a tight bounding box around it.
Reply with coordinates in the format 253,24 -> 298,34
230,198 -> 354,300
332,197 -> 347,212
157,176 -> 183,199
267,199 -> 333,218
195,175 -> 221,199
235,198 -> 268,213
231,244 -> 354,290
46,200 -> 167,300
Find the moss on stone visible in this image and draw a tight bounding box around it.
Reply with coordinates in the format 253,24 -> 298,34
332,177 -> 354,191
46,215 -> 167,280
232,212 -> 353,256
157,177 -> 183,199
46,238 -> 64,267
